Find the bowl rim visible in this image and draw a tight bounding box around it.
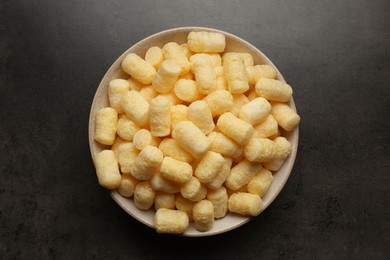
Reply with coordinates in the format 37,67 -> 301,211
88,26 -> 299,237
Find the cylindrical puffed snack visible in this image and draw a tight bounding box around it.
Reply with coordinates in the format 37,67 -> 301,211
150,171 -> 180,194
173,79 -> 203,103
162,42 -> 191,75
263,136 -> 292,171
122,53 -> 156,84
246,65 -> 277,85
214,66 -> 228,90
155,208 -> 189,234
187,100 -> 215,135
247,168 -> 273,197
149,96 -> 171,137
175,193 -> 195,221
253,114 -> 279,138
189,53 -> 222,68
131,146 -> 163,181
160,156 -> 193,184
117,173 -> 138,198
94,107 -> 117,145
203,90 -> 234,117
207,186 -> 228,218
118,141 -> 139,174
217,112 -> 254,145
228,192 -> 262,216
127,77 -> 144,91
152,60 -> 181,94
181,176 -> 207,202
193,200 -> 214,232
134,181 -> 155,210
121,90 -> 150,126
192,56 -> 216,95
205,156 -> 233,190
170,105 -> 188,128
239,97 -> 271,125
139,86 -> 158,102
208,132 -> 242,159
159,138 -> 193,163
271,102 -> 301,131
94,150 -> 121,189
225,159 -> 262,191
172,121 -> 211,158
108,79 -> 130,114
133,129 -> 160,151
244,138 -> 278,163
145,46 -> 164,69
187,31 -> 226,53
117,115 -> 140,141
223,53 -> 249,94
111,136 -> 123,162
231,94 -> 249,116
154,192 -> 176,210
195,151 -> 225,183
255,78 -> 293,102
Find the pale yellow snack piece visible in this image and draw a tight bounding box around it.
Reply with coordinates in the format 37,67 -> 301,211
244,137 -> 278,163
134,181 -> 155,210
118,141 -> 139,174
94,150 -> 121,189
145,46 -> 164,69
111,136 -> 123,162
152,60 -> 181,94
205,156 -> 233,190
247,168 -> 273,197
159,138 -> 193,163
188,100 -> 215,135
181,176 -> 207,202
133,129 -> 160,151
94,107 -> 117,145
122,53 -> 156,84
175,193 -> 195,221
154,192 -> 176,210
225,159 -> 262,191
203,90 -> 233,117
193,199 -> 214,232
172,121 -> 211,158
271,102 -> 300,131
189,53 -> 222,68
162,42 -> 191,75
173,79 -> 203,103
195,151 -> 225,183
170,104 -> 188,128
246,65 -> 277,85
108,79 -> 130,114
192,56 -> 216,95
217,112 -> 254,145
253,114 -> 279,138
207,186 -> 228,218
207,132 -> 242,159
156,92 -> 183,105
187,31 -> 226,53
247,89 -> 258,101
160,156 -> 193,184
121,90 -> 149,126
149,96 -> 171,137
117,114 -> 140,141
263,136 -> 292,171
228,192 -> 262,216
179,43 -> 193,59
239,53 -> 254,67
223,53 -> 249,94
214,66 -> 228,90
127,77 -> 144,91
131,146 -> 163,181
155,208 -> 189,234
139,86 -> 158,102
239,97 -> 271,125
150,171 -> 180,194
118,173 -> 138,198
231,94 -> 249,116
256,78 -> 293,102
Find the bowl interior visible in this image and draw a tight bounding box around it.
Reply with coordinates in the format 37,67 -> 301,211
89,27 -> 299,236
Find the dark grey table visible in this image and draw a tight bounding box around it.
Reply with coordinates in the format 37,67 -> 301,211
1,0 -> 389,259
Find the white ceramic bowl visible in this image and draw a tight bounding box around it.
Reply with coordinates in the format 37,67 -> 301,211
89,27 -> 299,236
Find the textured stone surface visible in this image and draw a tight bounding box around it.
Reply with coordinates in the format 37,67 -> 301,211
1,0 -> 389,259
